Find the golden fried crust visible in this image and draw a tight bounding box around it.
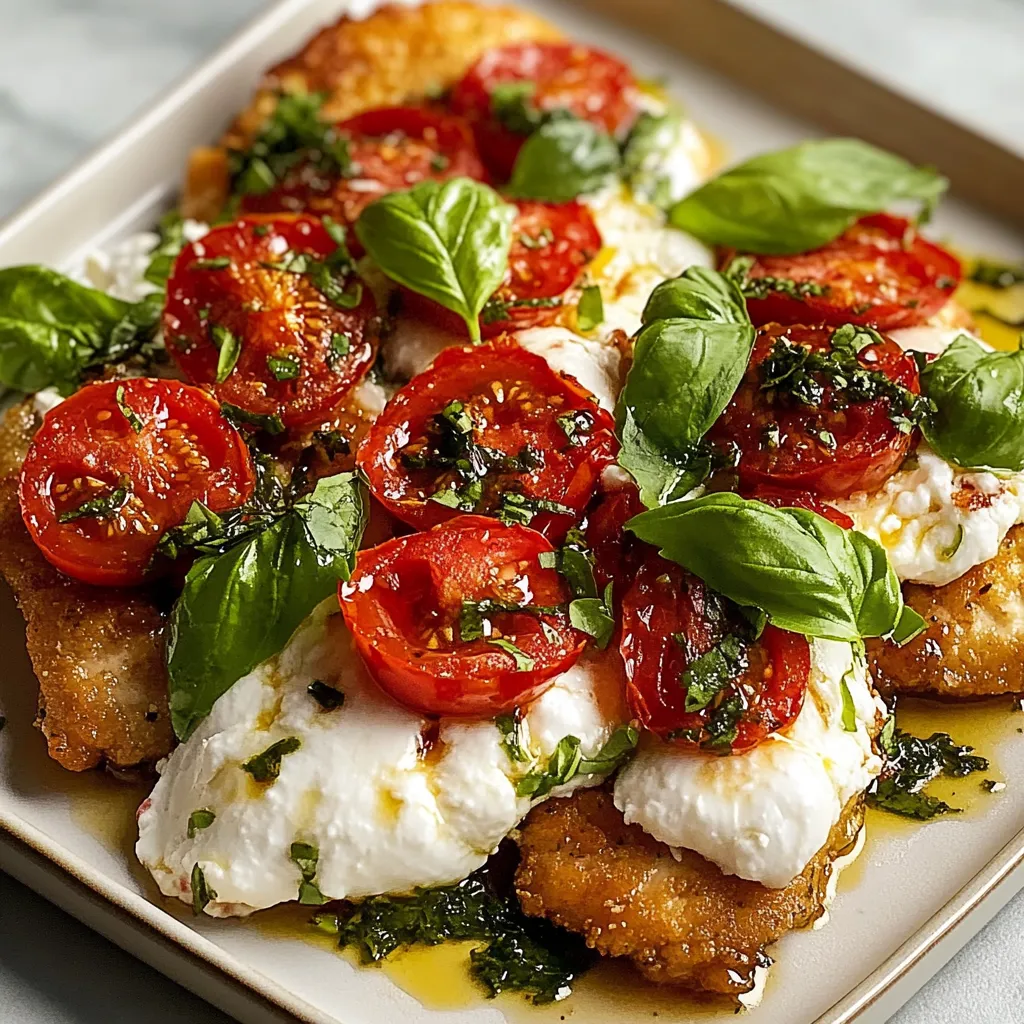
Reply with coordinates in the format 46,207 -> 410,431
868,524 -> 1024,700
515,788 -> 864,997
182,2 -> 561,220
0,402 -> 173,772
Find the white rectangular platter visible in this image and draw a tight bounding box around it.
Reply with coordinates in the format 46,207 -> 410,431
1,2 -> 1023,1023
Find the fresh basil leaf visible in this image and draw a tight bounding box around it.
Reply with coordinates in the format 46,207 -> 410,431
516,726 -> 639,800
617,409 -> 703,508
220,402 -> 285,436
891,604 -> 927,647
242,737 -> 301,783
355,178 -> 515,343
489,638 -> 535,672
641,265 -> 750,326
290,841 -> 328,905
681,633 -> 748,712
621,107 -> 687,209
191,863 -> 216,915
167,473 -> 367,739
495,713 -> 531,764
839,678 -> 857,732
58,484 -> 130,524
568,582 -> 615,650
669,138 -> 948,255
0,266 -> 157,393
115,384 -> 144,433
307,679 -> 344,711
919,335 -> 1024,471
144,211 -> 187,288
576,285 -> 604,333
627,493 -> 905,641
187,808 -> 216,839
508,118 -> 621,203
490,81 -> 543,135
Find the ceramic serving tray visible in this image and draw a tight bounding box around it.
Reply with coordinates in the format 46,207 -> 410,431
2,2 -> 1024,1022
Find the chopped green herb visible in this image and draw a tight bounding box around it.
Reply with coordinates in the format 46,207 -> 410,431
58,484 -> 130,524
290,841 -> 328,906
556,409 -> 595,447
516,726 -> 639,799
329,332 -> 352,365
488,638 -> 535,672
725,254 -> 828,302
480,294 -> 562,325
543,528 -> 616,648
518,227 -> 553,250
576,285 -> 604,332
187,808 -> 216,839
701,693 -> 744,752
212,324 -> 242,383
144,211 -> 187,288
430,153 -> 450,172
680,633 -> 749,713
242,736 -> 301,783
263,247 -> 363,311
220,402 -> 285,436
568,583 -> 615,650
839,678 -> 857,732
307,679 -> 345,711
189,257 -> 232,271
115,384 -> 144,433
867,726 -> 988,820
266,352 -> 300,381
969,260 -> 1024,290
459,598 -> 561,645
496,492 -> 574,527
938,523 -> 965,562
191,862 -> 216,915
490,81 -> 543,136
495,712 -> 531,763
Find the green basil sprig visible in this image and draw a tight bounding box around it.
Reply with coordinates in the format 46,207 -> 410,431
167,473 -> 367,740
355,178 -> 515,343
920,335 -> 1024,471
616,267 -> 755,507
621,107 -> 688,209
508,118 -> 622,203
627,492 -> 923,643
0,266 -> 160,394
669,138 -> 947,255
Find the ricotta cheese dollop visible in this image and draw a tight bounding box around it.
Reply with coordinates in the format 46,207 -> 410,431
613,639 -> 883,889
137,602 -> 627,917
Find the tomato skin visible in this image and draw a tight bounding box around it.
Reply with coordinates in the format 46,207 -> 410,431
240,107 -> 488,229
163,214 -> 378,431
710,323 -> 920,499
357,337 -> 617,538
621,556 -> 810,753
405,200 -> 602,338
584,485 -> 645,594
339,515 -> 585,717
19,379 -> 255,587
746,488 -> 854,530
727,214 -> 962,331
450,42 -> 638,179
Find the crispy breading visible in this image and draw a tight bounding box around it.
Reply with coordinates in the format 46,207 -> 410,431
868,524 -> 1024,699
515,788 -> 864,998
0,401 -> 173,772
182,2 -> 561,220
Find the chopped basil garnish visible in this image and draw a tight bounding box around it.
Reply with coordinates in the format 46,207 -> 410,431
576,285 -> 604,332
290,841 -> 328,906
516,725 -> 639,799
495,712 -> 531,763
681,633 -> 749,713
266,352 -> 300,381
839,678 -> 858,732
541,528 -> 615,649
219,402 -> 285,436
480,294 -> 562,325
191,863 -> 216,915
58,484 -> 130,524
262,245 -> 363,311
491,81 -> 544,135
488,638 -> 535,672
868,725 -> 988,820
557,409 -> 595,446
213,324 -> 242,383
496,492 -> 574,527
969,260 -> 1024,290
307,680 -> 345,711
187,808 -> 216,839
242,737 -> 301,783
190,257 -> 231,271
725,254 -> 828,302
114,384 -> 144,433
518,227 -> 553,250
621,108 -> 687,209
144,211 -> 187,288
459,598 -> 559,644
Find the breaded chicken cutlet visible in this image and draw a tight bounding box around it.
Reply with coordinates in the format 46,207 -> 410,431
0,401 -> 172,771
515,788 -> 864,999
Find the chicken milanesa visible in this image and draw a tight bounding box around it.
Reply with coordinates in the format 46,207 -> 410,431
0,401 -> 172,772
182,0 -> 561,221
515,788 -> 864,999
868,524 -> 1024,700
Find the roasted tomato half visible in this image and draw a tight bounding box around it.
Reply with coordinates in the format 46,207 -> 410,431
19,379 -> 255,586
240,106 -> 488,229
584,484 -> 645,595
163,215 -> 378,431
725,214 -> 962,331
450,41 -> 638,179
357,337 -> 617,537
339,515 -> 586,717
621,555 -> 810,753
405,199 -> 602,338
745,488 -> 854,530
709,323 -> 921,499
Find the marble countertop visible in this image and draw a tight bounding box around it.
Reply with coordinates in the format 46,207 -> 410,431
0,1 -> 1022,1023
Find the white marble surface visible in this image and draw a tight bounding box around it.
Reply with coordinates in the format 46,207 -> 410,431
0,1 -> 1022,1023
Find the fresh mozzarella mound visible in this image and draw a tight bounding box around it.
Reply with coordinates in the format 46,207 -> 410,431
515,326 -> 622,412
137,601 -> 627,917
888,325 -> 967,356
835,444 -> 1024,587
613,639 -> 883,889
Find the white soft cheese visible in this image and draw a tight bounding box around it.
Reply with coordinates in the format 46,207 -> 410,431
613,639 -> 883,889
137,602 -> 627,917
515,326 -> 622,412
835,444 -> 1024,586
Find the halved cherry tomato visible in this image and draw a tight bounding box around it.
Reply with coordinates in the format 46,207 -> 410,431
724,214 -> 962,330
709,323 -> 920,499
163,215 -> 378,431
404,200 -> 602,339
621,555 -> 810,753
339,515 -> 585,717
584,485 -> 645,594
746,488 -> 854,530
240,107 -> 487,229
19,379 -> 255,586
357,337 -> 617,537
450,42 -> 638,180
